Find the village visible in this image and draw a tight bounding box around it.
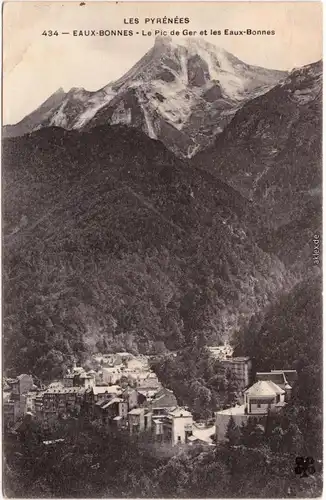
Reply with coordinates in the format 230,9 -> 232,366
3,343 -> 297,448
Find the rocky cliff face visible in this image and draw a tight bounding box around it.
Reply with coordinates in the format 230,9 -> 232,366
3,37 -> 286,158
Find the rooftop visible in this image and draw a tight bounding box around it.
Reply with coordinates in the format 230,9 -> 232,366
92,385 -> 121,395
128,408 -> 144,415
266,380 -> 285,395
216,404 -> 246,416
150,388 -> 177,409
138,389 -> 159,398
256,372 -> 286,386
17,374 -> 32,380
222,357 -> 251,363
191,424 -> 215,445
245,381 -> 284,397
101,398 -> 123,409
45,387 -> 86,395
169,407 -> 192,418
272,369 -> 298,384
257,370 -> 297,388
102,366 -> 121,373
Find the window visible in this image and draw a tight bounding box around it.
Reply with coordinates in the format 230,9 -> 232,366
178,436 -> 181,442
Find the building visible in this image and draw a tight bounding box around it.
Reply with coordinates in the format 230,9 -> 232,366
189,423 -> 216,446
208,343 -> 234,360
221,357 -> 252,390
122,387 -> 140,410
8,374 -> 34,398
100,366 -> 122,385
128,407 -> 152,434
64,366 -> 97,389
94,397 -> 128,428
127,386 -> 181,442
34,392 -> 45,423
215,370 -> 296,442
3,374 -> 35,428
63,374 -> 75,388
137,388 -> 160,403
40,387 -> 87,429
207,346 -> 252,390
77,372 -> 96,389
154,407 -> 193,445
85,385 -> 122,412
147,387 -> 178,418
244,381 -> 286,414
25,388 -> 40,413
256,370 -> 297,401
3,395 -> 20,428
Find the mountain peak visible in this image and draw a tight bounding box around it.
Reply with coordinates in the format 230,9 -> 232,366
4,38 -> 287,156
154,35 -> 173,48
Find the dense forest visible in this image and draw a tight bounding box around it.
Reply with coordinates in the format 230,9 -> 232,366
3,125 -> 291,381
4,404 -> 322,498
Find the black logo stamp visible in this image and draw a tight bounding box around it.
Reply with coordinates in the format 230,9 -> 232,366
295,457 -> 316,477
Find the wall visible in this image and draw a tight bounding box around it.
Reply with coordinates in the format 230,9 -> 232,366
248,397 -> 276,415
119,401 -> 129,419
19,375 -> 34,395
215,410 -> 269,442
172,416 -> 193,445
215,413 -> 250,442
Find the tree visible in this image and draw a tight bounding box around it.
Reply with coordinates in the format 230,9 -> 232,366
283,422 -> 303,454
226,415 -> 240,446
269,426 -> 284,452
224,369 -> 240,407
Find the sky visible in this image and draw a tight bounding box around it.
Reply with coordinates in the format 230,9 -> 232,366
3,1 -> 322,125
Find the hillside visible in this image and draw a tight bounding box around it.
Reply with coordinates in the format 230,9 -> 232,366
194,60 -> 322,273
234,276 -> 322,457
3,37 -> 286,158
235,277 -> 322,377
3,125 -> 291,380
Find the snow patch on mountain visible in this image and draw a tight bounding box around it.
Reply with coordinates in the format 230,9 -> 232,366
50,102 -> 69,128
150,79 -> 194,128
74,89 -> 116,128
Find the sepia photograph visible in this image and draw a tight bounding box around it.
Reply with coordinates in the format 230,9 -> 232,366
2,1 -> 323,497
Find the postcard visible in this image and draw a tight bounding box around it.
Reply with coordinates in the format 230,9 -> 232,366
2,2 -> 322,498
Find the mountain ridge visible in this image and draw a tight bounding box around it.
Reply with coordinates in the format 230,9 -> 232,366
3,37 -> 287,157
